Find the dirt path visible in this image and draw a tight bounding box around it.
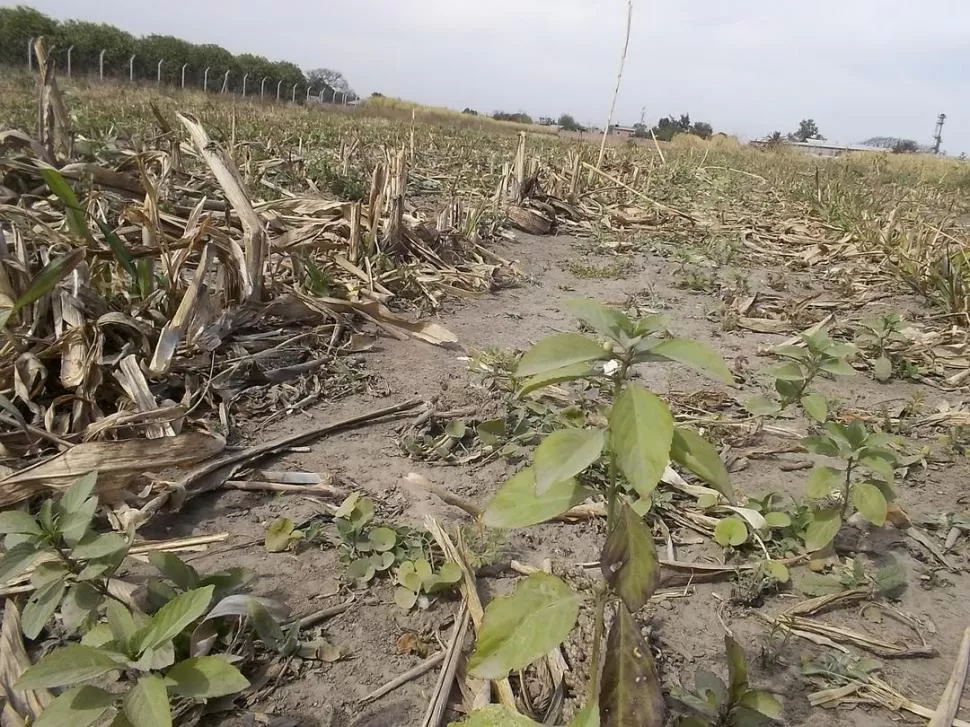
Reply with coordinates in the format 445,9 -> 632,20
147,233 -> 970,726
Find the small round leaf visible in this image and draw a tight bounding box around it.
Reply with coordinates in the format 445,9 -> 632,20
714,517 -> 748,547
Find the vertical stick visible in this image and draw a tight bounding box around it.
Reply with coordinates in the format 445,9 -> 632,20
928,627 -> 970,727
593,0 -> 633,177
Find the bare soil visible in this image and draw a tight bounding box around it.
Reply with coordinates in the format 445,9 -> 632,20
145,231 -> 970,726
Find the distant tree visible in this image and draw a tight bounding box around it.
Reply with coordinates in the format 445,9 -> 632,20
790,119 -> 824,142
462,107 -> 479,116
633,123 -> 649,138
0,5 -> 57,66
690,121 -> 713,139
892,139 -> 919,154
493,111 -> 533,124
557,113 -> 584,132
307,68 -> 353,97
649,113 -> 713,141
768,131 -> 783,142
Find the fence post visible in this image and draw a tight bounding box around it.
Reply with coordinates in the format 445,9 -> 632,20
27,37 -> 34,71
99,49 -> 106,80
261,76 -> 269,98
291,83 -> 297,103
306,85 -> 312,103
276,79 -> 283,101
242,73 -> 248,97
128,55 -> 135,82
157,59 -> 164,85
204,67 -> 211,92
181,63 -> 188,88
221,70 -> 230,93
67,46 -> 74,78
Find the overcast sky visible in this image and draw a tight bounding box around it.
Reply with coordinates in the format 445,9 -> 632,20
22,0 -> 970,154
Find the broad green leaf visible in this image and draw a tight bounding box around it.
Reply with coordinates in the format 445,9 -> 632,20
804,510 -> 842,552
448,705 -> 542,726
564,298 -> 632,342
61,582 -> 103,633
106,599 -> 138,649
640,338 -> 733,383
483,468 -> 586,529
569,703 -> 600,727
3,248 -> 86,324
820,358 -> 856,376
805,466 -> 843,499
516,333 -> 610,377
148,552 -> 198,591
763,560 -> 790,583
763,511 -> 792,529
852,483 -> 887,526
59,497 -> 99,546
600,602 -> 664,727
859,452 -> 895,484
22,578 -> 67,639
40,167 -> 93,244
774,344 -> 811,361
518,362 -> 596,398
437,562 -> 463,584
739,690 -> 783,719
609,384 -> 673,500
872,355 -> 892,382
600,504 -> 659,611
670,427 -> 735,503
797,572 -> 846,597
477,419 -> 506,446
725,634 -> 749,702
246,599 -> 286,651
874,556 -> 907,596
368,527 -> 397,552
61,472 -> 99,515
800,394 -> 828,423
0,510 -> 41,536
743,396 -> 782,417
264,518 -> 297,552
123,675 -> 171,727
767,362 -> 806,381
165,656 -> 250,698
346,558 -> 376,584
445,420 -> 467,438
802,434 -> 842,458
468,573 -> 580,680
16,645 -> 120,689
713,517 -> 748,547
71,533 -> 128,560
534,427 -> 605,494
34,685 -> 115,727
394,587 -> 418,610
133,585 -> 214,655
0,542 -> 39,583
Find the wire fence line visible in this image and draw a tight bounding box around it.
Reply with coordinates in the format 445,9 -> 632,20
14,36 -> 354,106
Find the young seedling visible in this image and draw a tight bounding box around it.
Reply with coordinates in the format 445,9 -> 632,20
744,328 -> 856,422
671,635 -> 782,726
394,558 -> 463,610
854,313 -> 907,382
802,421 -> 900,552
0,472 -> 261,726
456,299 -> 736,727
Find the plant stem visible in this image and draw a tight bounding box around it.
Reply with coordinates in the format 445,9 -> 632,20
840,458 -> 855,517
52,542 -> 129,607
585,584 -> 610,707
606,361 -> 629,530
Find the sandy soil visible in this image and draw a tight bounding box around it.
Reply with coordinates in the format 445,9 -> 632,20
143,231 -> 970,726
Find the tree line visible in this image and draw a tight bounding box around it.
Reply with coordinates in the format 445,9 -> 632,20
0,5 -> 355,99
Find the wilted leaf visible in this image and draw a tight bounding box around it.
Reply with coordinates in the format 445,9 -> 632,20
516,333 -> 609,377
670,427 -> 735,503
1,248 -> 86,326
869,355 -> 892,383
640,338 -> 733,384
16,645 -> 120,690
123,675 -> 171,727
264,518 -> 298,552
798,572 -> 846,597
725,634 -> 749,702
599,602 -> 664,727
132,586 -> 214,654
851,483 -> 887,526
33,685 -> 115,727
534,428 -> 605,494
165,656 -> 250,699
468,573 -> 580,680
804,510 -> 842,552
739,690 -> 782,720
713,517 -> 748,547
609,384 -> 673,500
600,504 -> 659,612
743,396 -> 782,417
873,556 -> 907,596
483,468 -> 586,529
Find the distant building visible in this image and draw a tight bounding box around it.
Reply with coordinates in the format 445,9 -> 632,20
608,124 -> 638,138
750,138 -> 883,157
